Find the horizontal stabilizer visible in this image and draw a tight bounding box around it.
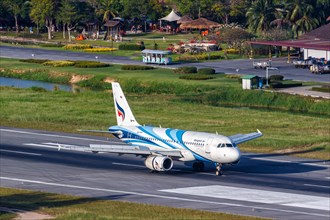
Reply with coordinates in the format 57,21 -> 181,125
229,130 -> 263,144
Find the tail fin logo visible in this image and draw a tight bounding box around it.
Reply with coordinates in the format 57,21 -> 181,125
116,101 -> 125,121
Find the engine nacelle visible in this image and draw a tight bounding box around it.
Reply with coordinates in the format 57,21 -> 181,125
144,156 -> 173,171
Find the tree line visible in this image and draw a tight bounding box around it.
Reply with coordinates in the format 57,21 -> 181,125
1,0 -> 329,40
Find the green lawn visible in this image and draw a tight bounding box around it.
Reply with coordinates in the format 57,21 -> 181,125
0,187 -> 266,220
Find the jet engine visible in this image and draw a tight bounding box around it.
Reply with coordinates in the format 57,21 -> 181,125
144,155 -> 173,171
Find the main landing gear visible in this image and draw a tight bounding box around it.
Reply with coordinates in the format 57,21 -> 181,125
215,163 -> 223,176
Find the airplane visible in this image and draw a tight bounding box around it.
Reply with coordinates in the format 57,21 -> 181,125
60,82 -> 262,176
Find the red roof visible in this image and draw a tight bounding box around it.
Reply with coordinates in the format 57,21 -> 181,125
250,39 -> 330,51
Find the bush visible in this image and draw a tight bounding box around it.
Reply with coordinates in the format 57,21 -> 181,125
225,48 -> 239,54
118,44 -> 145,50
311,86 -> 330,93
43,60 -> 75,67
40,43 -> 63,48
197,68 -> 216,75
270,75 -> 284,81
269,81 -> 302,88
63,44 -> 92,50
179,75 -> 215,80
84,48 -> 117,52
73,61 -> 110,68
121,65 -> 154,70
176,53 -> 222,61
19,59 -> 49,64
225,74 -> 243,79
30,86 -> 47,92
173,66 -> 197,74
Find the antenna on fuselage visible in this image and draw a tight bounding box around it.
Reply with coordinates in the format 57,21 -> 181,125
216,131 -> 218,135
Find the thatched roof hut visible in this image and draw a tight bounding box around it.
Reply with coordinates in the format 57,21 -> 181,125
180,17 -> 221,29
177,15 -> 193,24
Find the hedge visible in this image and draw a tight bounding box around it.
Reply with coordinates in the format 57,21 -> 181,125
311,86 -> 330,93
118,44 -> 145,50
19,59 -> 49,64
73,61 -> 110,68
269,82 -> 302,88
197,68 -> 216,75
43,60 -> 75,67
179,75 -> 215,80
84,48 -> 117,52
173,66 -> 197,74
121,65 -> 154,70
63,44 -> 92,50
269,75 -> 284,81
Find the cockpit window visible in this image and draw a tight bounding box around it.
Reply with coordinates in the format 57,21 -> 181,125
226,144 -> 233,147
217,143 -> 224,148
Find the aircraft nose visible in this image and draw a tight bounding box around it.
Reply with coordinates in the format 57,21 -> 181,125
231,148 -> 241,164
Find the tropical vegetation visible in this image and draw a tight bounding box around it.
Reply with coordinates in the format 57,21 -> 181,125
0,0 -> 329,40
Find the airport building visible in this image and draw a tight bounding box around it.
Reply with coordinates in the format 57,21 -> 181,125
250,23 -> 330,61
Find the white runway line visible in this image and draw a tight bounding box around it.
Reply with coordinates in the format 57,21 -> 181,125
247,156 -> 330,168
0,177 -> 328,218
160,185 -> 330,212
0,128 -> 111,143
304,184 -> 330,189
0,149 -> 42,156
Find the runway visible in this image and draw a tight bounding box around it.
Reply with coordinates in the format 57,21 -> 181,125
1,127 -> 329,219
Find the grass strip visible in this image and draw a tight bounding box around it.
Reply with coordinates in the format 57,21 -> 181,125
1,87 -> 329,160
0,187 -> 265,220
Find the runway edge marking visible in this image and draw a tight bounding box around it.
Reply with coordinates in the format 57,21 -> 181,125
0,177 -> 328,218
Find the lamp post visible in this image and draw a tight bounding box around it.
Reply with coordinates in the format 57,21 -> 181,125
266,67 -> 279,87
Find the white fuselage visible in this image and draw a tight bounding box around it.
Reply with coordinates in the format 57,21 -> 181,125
109,125 -> 241,164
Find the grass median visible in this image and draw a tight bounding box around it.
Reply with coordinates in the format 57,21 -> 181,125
1,87 -> 329,160
0,187 -> 265,220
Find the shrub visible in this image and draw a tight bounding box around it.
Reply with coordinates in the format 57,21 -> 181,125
84,47 -> 117,52
179,75 -> 215,80
198,68 -> 216,75
63,44 -> 92,50
19,59 -> 49,64
40,43 -> 63,48
118,44 -> 145,50
30,86 -> 47,92
121,65 -> 154,70
269,82 -> 283,88
177,53 -> 222,61
225,48 -> 239,54
225,74 -> 243,79
173,66 -> 197,74
43,60 -> 75,67
73,61 -> 110,68
269,75 -> 284,81
311,86 -> 330,93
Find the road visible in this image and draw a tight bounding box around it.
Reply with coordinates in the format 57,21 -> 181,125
1,127 -> 329,220
1,45 -> 329,83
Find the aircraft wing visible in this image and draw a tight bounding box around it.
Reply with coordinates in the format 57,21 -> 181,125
58,144 -> 183,158
229,130 -> 263,144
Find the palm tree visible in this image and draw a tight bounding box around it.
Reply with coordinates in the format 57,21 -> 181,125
246,0 -> 276,34
96,0 -> 118,22
284,0 -> 319,37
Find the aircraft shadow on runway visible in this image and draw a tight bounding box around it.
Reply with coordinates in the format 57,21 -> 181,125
2,144 -> 327,176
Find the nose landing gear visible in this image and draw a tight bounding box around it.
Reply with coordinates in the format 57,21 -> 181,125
215,163 -> 223,176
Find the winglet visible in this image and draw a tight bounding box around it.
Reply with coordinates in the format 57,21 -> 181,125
257,129 -> 262,134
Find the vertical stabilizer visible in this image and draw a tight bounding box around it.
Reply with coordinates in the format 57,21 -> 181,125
112,82 -> 140,126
